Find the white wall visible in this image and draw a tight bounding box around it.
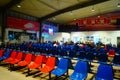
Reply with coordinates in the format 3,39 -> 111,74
4,28 -> 120,46
71,31 -> 120,45
49,31 -> 120,46
50,32 -> 70,43
50,33 -> 62,42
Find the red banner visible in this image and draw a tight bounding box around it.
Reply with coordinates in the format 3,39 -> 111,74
78,20 -> 84,26
78,17 -> 113,26
86,19 -> 92,25
7,16 -> 40,31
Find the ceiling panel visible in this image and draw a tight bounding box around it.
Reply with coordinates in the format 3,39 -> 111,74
2,0 -> 119,24
39,0 -> 89,10
55,12 -> 75,23
11,0 -> 90,18
11,0 -> 56,17
52,0 -> 120,24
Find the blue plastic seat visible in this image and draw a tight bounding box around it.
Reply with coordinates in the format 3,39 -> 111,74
70,61 -> 88,80
51,58 -> 68,78
0,49 -> 10,61
95,64 -> 113,80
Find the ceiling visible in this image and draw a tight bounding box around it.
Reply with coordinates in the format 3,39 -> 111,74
0,0 -> 120,24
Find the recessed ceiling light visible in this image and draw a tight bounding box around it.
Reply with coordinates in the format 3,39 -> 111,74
17,5 -> 21,8
74,18 -> 76,20
91,9 -> 95,11
117,3 -> 120,7
91,5 -> 95,11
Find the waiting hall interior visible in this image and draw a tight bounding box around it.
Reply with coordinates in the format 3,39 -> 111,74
0,0 -> 120,80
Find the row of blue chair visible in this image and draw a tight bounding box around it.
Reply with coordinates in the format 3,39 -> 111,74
1,42 -> 119,56
51,58 -> 114,80
0,48 -> 120,67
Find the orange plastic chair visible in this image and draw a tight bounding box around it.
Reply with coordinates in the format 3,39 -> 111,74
39,56 -> 56,79
0,50 -> 4,57
17,53 -> 32,66
27,55 -> 43,76
3,51 -> 17,63
108,49 -> 115,57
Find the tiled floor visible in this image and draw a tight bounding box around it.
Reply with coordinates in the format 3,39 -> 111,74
0,59 -> 120,80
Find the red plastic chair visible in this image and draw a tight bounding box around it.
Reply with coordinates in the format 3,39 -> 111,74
0,50 -> 4,57
10,52 -> 23,64
28,55 -> 43,69
8,52 -> 23,71
27,55 -> 43,76
3,51 -> 17,63
108,49 -> 115,57
39,56 -> 56,79
17,53 -> 32,66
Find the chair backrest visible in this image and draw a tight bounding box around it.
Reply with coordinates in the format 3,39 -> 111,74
74,61 -> 88,74
16,52 -> 23,60
42,55 -> 47,63
34,55 -> 43,64
68,50 -> 76,58
108,49 -> 115,56
99,48 -> 106,53
96,64 -> 113,80
45,56 -> 56,68
78,51 -> 86,59
112,55 -> 120,64
58,58 -> 68,70
98,53 -> 108,63
3,50 -> 10,58
9,51 -> 17,59
24,53 -> 32,63
86,52 -> 95,60
32,54 -> 36,61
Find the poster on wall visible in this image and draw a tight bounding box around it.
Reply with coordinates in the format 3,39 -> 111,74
42,24 -> 58,35
7,16 -> 40,31
41,23 -> 58,38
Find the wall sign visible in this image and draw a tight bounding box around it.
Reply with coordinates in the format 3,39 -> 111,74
7,16 -> 40,31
